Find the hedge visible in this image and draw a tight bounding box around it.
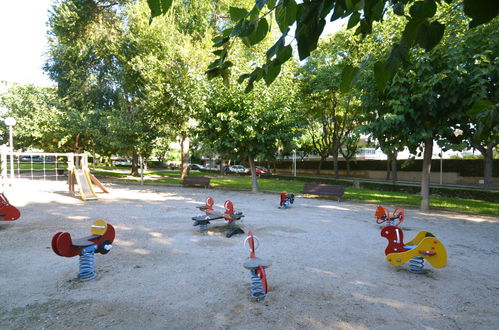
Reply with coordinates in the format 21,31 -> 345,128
268,174 -> 499,203
269,159 -> 499,177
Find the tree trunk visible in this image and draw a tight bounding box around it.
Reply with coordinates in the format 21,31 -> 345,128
180,133 -> 190,180
219,159 -> 226,175
317,157 -> 325,175
346,160 -> 350,177
483,146 -> 494,190
332,154 -> 339,179
391,158 -> 398,184
131,151 -> 139,176
248,157 -> 258,193
420,138 -> 433,211
386,158 -> 391,180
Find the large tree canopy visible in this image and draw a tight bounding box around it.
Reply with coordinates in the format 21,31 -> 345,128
148,0 -> 498,92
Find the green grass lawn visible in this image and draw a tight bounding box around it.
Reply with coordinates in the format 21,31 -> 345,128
92,169 -> 499,216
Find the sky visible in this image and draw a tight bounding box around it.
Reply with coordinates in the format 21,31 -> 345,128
0,0 -> 54,86
0,1 -> 345,87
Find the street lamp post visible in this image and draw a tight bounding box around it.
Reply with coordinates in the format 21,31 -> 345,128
4,117 -> 17,180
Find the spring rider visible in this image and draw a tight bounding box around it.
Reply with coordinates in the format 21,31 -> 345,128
381,225 -> 447,274
374,205 -> 404,226
51,219 -> 115,280
279,192 -> 295,209
243,232 -> 271,300
192,197 -> 245,238
0,192 -> 20,221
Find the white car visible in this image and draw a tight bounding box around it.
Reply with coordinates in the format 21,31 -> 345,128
225,165 -> 246,173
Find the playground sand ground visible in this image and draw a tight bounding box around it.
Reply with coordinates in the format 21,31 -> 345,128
1,179 -> 498,330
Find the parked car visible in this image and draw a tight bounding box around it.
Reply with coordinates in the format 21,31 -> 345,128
189,164 -> 206,171
113,159 -> 132,166
20,155 -> 55,162
256,166 -> 270,176
225,165 -> 246,174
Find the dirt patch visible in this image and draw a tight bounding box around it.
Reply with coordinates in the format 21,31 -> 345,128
1,180 -> 498,329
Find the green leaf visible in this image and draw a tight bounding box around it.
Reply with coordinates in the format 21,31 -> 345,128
256,0 -> 268,10
266,34 -> 286,60
238,74 -> 252,84
463,0 -> 499,28
347,11 -> 361,29
229,7 -> 248,21
275,45 -> 293,65
206,67 -> 222,80
213,37 -> 230,47
295,16 -> 326,60
373,61 -> 390,91
393,3 -> 404,16
147,0 -> 173,21
468,100 -> 494,115
371,0 -> 385,20
246,18 -> 269,45
331,3 -> 346,21
409,0 -> 437,20
275,0 -> 298,33
340,65 -> 359,92
263,62 -> 281,85
239,20 -> 257,38
416,21 -> 445,51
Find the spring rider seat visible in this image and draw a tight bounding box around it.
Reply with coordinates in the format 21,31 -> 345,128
279,192 -> 295,209
0,192 -> 20,221
374,205 -> 404,226
381,225 -> 447,274
51,219 -> 115,280
243,232 -> 271,300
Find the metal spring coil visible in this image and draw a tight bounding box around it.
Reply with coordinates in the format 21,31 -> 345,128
409,256 -> 425,274
78,246 -> 97,280
250,270 -> 266,300
199,223 -> 208,233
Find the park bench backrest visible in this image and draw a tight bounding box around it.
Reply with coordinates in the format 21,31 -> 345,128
182,176 -> 210,188
301,183 -> 344,201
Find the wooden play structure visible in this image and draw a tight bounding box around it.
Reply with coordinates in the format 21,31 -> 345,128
68,154 -> 108,201
0,150 -> 108,201
375,205 -> 405,227
381,225 -> 447,274
192,197 -> 245,237
243,232 -> 271,300
51,219 -> 115,280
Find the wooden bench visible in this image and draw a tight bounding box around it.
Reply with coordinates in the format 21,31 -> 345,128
301,183 -> 345,201
182,176 -> 210,188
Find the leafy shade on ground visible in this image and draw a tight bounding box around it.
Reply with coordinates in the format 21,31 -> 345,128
92,170 -> 499,216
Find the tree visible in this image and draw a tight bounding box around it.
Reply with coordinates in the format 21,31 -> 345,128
0,84 -> 62,151
296,30 -> 363,178
196,71 -> 297,192
148,0 -> 499,92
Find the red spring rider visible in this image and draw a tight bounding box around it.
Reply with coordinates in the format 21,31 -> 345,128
0,192 -> 20,221
52,219 -> 115,280
243,232 -> 271,300
374,205 -> 404,227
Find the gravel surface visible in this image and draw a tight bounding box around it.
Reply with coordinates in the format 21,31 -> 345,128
1,179 -> 498,329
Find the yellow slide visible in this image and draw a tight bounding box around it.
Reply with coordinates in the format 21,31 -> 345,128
74,169 -> 98,201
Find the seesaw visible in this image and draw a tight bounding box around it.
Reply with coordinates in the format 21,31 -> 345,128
51,219 -> 115,280
279,191 -> 294,209
192,197 -> 245,237
243,232 -> 271,300
381,225 -> 447,274
375,205 -> 404,226
0,193 -> 20,221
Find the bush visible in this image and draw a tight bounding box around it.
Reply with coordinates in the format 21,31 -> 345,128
269,175 -> 499,202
